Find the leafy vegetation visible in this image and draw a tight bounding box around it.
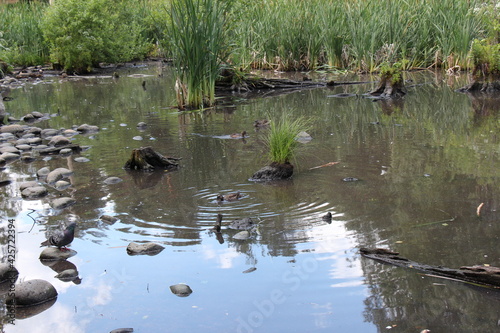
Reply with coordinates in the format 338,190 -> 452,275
41,0 -> 151,73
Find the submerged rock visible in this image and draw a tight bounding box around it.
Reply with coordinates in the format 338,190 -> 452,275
169,283 -> 192,297
233,230 -> 250,240
104,177 -> 123,184
50,197 -> 77,210
21,186 -> 48,199
250,162 -> 293,181
126,242 -> 164,256
228,217 -> 254,230
39,248 -> 77,261
100,215 -> 119,224
46,167 -> 73,184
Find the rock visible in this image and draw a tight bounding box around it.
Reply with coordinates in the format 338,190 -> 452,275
132,136 -> 143,140
59,148 -> 73,156
110,329 -> 134,333
104,177 -> 123,184
31,111 -> 44,118
54,269 -> 79,282
6,279 -> 58,307
0,146 -> 20,154
74,157 -> 90,162
54,180 -> 71,190
76,124 -> 99,133
15,144 -> 32,151
39,247 -> 77,260
40,128 -> 59,138
0,263 -> 19,287
26,137 -> 42,145
233,230 -> 250,240
169,284 -> 192,297
36,167 -> 51,178
342,177 -> 359,182
0,152 -> 20,163
0,124 -> 25,134
46,167 -> 73,184
228,217 -> 255,230
48,135 -> 71,147
126,242 -> 164,256
0,132 -> 15,141
100,215 -> 119,224
19,181 -> 39,191
50,197 -> 76,210
21,186 -> 48,199
21,155 -> 36,163
62,129 -> 78,136
136,122 -> 147,129
296,131 -> 312,143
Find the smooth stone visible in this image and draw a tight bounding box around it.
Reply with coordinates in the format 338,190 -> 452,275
54,180 -> 71,191
132,136 -> 143,141
26,137 -> 42,145
50,197 -> 76,210
46,167 -> 73,184
136,122 -> 147,128
110,329 -> 134,333
0,157 -> 5,168
62,129 -> 78,136
126,242 -> 164,256
31,111 -> 44,118
36,167 -> 51,178
0,133 -> 16,141
169,284 -> 193,297
21,186 -> 48,199
233,230 -> 250,240
296,131 -> 313,143
6,279 -> 58,307
54,269 -> 79,282
26,127 -> 42,135
39,247 -> 77,261
19,181 -> 39,191
0,263 -> 19,285
100,215 -> 119,224
0,152 -> 20,162
104,177 -> 123,184
21,155 -> 36,163
0,146 -> 20,154
48,135 -> 71,147
228,217 -> 255,230
59,148 -> 73,156
15,144 -> 32,151
74,157 -> 90,163
76,124 -> 99,133
40,128 -> 59,138
0,124 -> 25,134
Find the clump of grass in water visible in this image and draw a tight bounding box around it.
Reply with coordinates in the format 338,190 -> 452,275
265,115 -> 310,165
168,0 -> 232,109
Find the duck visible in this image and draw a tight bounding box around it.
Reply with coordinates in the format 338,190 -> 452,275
253,119 -> 270,128
216,191 -> 242,203
230,131 -> 247,139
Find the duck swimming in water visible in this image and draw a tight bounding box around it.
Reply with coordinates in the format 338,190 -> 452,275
230,131 -> 247,138
216,191 -> 242,202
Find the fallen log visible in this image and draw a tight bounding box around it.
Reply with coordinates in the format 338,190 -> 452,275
123,146 -> 180,171
360,248 -> 500,288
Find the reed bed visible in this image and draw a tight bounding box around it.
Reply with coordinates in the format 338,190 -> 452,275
0,2 -> 49,66
0,0 -> 492,74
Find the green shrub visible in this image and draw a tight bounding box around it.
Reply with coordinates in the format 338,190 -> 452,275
42,0 -> 151,73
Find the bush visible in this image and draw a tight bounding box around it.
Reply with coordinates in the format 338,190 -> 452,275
42,0 -> 152,73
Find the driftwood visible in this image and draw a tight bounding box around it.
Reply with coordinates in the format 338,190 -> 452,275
457,80 -> 500,93
360,248 -> 500,288
369,73 -> 406,98
123,147 -> 180,171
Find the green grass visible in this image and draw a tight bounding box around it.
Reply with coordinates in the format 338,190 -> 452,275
266,115 -> 310,164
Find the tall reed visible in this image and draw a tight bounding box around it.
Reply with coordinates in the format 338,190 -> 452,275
168,0 -> 232,109
0,2 -> 49,66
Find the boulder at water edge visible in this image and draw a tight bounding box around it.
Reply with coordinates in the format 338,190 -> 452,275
126,242 -> 164,256
6,279 -> 58,319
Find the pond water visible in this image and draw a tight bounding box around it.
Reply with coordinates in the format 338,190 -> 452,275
1,64 -> 499,333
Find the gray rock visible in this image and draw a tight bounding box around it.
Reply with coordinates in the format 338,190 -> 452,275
40,128 -> 59,138
0,152 -> 20,163
169,284 -> 193,297
296,131 -> 313,143
0,263 -> 18,285
233,230 -> 250,240
228,217 -> 255,230
6,279 -> 58,307
59,148 -> 73,156
19,181 -> 39,191
36,167 -> 51,178
126,242 -> 164,256
31,111 -> 44,118
76,124 -> 99,133
48,135 -> 71,147
74,157 -> 90,163
110,329 -> 134,333
0,146 -> 20,154
54,180 -> 71,191
0,124 -> 25,134
0,132 -> 15,141
26,137 -> 42,145
100,215 -> 119,224
15,144 -> 32,151
54,269 -> 79,282
39,247 -> 77,260
46,167 -> 73,184
50,197 -> 76,210
104,177 -> 123,184
62,129 -> 78,136
21,186 -> 48,199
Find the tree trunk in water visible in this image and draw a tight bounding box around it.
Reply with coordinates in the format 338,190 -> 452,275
360,248 -> 500,288
369,73 -> 406,98
124,147 -> 181,171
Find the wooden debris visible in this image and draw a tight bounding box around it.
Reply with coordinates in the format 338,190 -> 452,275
123,147 -> 180,171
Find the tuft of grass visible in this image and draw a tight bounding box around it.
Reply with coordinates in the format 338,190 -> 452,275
265,114 -> 310,165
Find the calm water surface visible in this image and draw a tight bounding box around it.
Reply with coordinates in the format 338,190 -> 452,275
1,65 -> 499,333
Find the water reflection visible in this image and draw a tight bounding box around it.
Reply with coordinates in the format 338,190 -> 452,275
0,66 -> 499,332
